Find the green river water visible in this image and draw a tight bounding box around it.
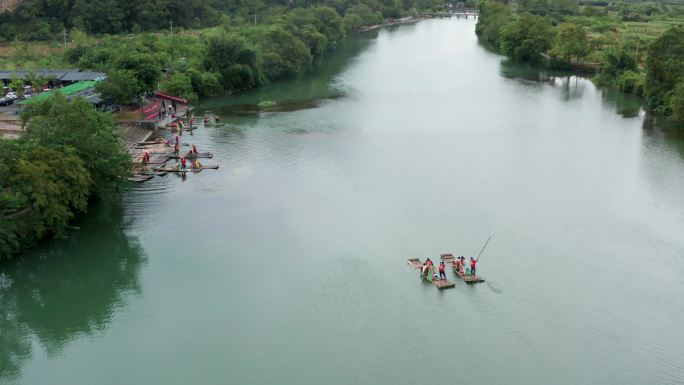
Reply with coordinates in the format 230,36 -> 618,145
2,20 -> 684,385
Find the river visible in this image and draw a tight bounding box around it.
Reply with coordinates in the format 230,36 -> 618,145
2,19 -> 684,385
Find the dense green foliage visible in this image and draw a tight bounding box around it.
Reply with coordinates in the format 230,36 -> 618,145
0,0 -> 437,40
0,0 -> 443,100
550,22 -> 589,63
645,26 -> 684,117
500,13 -> 553,65
476,0 -> 684,123
0,94 -> 131,259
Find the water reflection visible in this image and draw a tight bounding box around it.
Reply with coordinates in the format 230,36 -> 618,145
0,203 -> 146,380
500,59 -> 647,118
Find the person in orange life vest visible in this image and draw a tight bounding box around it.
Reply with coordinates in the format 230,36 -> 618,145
470,257 -> 478,276
180,157 -> 187,170
439,261 -> 446,280
191,144 -> 198,154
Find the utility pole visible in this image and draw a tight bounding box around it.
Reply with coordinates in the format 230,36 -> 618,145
63,27 -> 68,49
169,19 -> 174,36
253,14 -> 257,27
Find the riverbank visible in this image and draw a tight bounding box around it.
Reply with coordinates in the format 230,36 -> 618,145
3,19 -> 683,385
475,0 -> 684,124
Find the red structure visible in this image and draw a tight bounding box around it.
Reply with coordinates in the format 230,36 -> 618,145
154,91 -> 188,104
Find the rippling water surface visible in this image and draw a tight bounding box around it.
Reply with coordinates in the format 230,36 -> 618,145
2,20 -> 684,385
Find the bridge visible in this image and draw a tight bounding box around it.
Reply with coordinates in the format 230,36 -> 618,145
421,10 -> 479,19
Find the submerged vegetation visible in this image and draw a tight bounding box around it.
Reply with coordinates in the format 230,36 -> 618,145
476,0 -> 684,123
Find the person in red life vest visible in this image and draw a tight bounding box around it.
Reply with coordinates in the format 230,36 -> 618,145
174,143 -> 180,154
142,151 -> 150,164
175,135 -> 180,145
180,157 -> 187,171
438,261 -> 446,280
189,117 -> 193,127
470,257 -> 478,276
425,258 -> 433,267
455,257 -> 462,273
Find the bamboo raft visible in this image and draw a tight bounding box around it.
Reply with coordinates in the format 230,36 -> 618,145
127,174 -> 154,183
442,253 -> 485,284
168,152 -> 213,159
407,258 -> 455,289
156,164 -> 218,173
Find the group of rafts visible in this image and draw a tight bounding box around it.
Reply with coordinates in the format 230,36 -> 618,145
128,115 -> 220,182
407,237 -> 491,289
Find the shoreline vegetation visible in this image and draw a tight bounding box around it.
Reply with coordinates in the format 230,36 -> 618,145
0,1 -> 477,260
475,0 -> 684,122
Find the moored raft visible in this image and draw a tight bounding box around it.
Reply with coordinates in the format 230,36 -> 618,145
168,152 -> 213,159
408,258 -> 422,269
127,174 -> 154,183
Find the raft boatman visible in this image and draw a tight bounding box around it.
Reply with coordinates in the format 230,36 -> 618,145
439,261 -> 446,280
191,159 -> 202,169
142,151 -> 150,164
191,144 -> 198,154
470,257 -> 478,276
173,142 -> 180,154
180,156 -> 187,171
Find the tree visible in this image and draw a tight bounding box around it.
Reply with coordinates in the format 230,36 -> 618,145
598,44 -> 638,79
665,81 -> 684,121
258,26 -> 312,81
0,141 -> 90,258
162,73 -> 196,100
21,93 -> 131,203
205,34 -> 261,91
550,22 -> 589,63
96,69 -> 141,105
646,27 -> 684,110
476,1 -> 511,46
500,13 -> 553,65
